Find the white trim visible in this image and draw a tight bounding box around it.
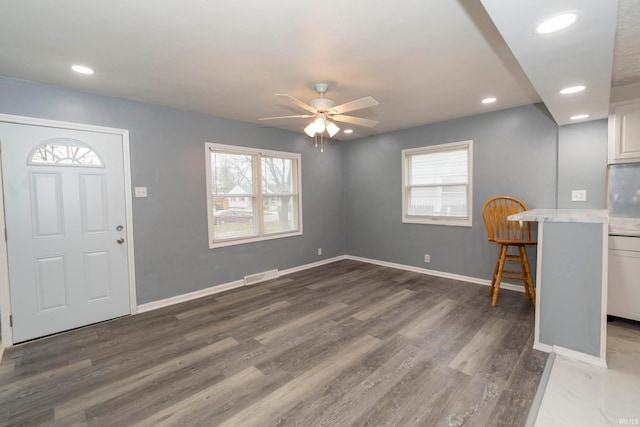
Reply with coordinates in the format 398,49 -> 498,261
0,114 -> 137,347
552,345 -> 608,368
205,142 -> 303,249
137,279 -> 245,313
533,342 -> 553,353
280,256 -> 346,276
344,255 -> 526,293
599,222 -> 608,361
138,255 -> 346,313
401,140 -> 473,227
534,222 -> 544,350
531,341 -> 607,368
0,155 -> 12,348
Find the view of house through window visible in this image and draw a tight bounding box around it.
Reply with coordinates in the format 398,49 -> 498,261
206,143 -> 301,247
402,140 -> 473,226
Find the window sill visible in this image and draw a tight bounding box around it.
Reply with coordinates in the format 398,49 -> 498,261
402,217 -> 472,227
210,230 -> 303,249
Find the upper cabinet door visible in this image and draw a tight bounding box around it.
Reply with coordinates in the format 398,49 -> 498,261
609,101 -> 640,164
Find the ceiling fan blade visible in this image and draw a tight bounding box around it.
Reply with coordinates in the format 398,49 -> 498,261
275,94 -> 317,113
331,115 -> 378,128
331,96 -> 379,114
259,114 -> 315,121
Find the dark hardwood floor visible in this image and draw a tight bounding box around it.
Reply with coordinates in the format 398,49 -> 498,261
0,260 -> 546,426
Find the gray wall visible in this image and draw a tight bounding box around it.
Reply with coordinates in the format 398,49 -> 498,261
0,76 -> 612,306
0,77 -> 345,304
539,222 -> 604,357
344,104 -> 558,281
557,120 -> 608,209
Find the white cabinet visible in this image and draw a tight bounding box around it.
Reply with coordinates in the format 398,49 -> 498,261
609,101 -> 640,164
608,235 -> 640,321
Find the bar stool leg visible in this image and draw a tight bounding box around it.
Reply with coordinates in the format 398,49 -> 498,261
492,244 -> 508,306
520,246 -> 536,307
517,246 -> 531,301
490,253 -> 501,296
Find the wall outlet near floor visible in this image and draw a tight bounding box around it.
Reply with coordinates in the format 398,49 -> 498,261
571,189 -> 587,202
424,254 -> 430,263
317,247 -> 322,256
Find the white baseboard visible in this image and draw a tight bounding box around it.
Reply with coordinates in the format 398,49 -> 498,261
533,342 -> 554,353
344,255 -> 525,293
137,255 -> 346,314
136,254 -> 523,316
280,255 -> 346,276
136,279 -> 245,313
533,341 -> 607,368
552,345 -> 607,368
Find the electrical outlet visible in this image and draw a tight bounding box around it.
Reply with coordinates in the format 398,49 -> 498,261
317,248 -> 322,256
134,186 -> 148,198
424,254 -> 430,263
571,189 -> 587,202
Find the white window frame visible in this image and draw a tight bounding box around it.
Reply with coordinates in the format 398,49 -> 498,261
401,140 -> 473,227
205,143 -> 302,248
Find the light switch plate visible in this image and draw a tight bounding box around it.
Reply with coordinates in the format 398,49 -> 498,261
135,187 -> 148,198
571,189 -> 587,202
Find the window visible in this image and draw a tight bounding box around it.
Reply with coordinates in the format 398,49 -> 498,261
402,140 -> 472,226
205,143 -> 302,248
28,138 -> 103,167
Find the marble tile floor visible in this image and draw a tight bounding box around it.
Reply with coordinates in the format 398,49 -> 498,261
535,319 -> 640,427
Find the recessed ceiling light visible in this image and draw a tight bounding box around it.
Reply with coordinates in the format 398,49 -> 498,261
560,85 -> 586,94
570,114 -> 589,120
344,129 -> 354,134
482,97 -> 497,104
535,12 -> 578,34
71,64 -> 94,75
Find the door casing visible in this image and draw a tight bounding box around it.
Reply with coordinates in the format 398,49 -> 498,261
0,113 -> 137,347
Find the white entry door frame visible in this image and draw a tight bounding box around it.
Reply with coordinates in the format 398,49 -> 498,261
0,113 -> 137,347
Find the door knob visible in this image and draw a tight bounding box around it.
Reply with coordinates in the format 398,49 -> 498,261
117,238 -> 125,244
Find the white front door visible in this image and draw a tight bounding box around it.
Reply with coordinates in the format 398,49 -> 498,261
0,121 -> 131,343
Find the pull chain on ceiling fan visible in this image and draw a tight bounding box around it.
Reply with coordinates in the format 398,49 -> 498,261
259,83 -> 379,152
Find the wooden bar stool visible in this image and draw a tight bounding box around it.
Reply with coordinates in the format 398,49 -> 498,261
482,196 -> 536,307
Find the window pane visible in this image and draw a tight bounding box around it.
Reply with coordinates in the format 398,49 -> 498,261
212,198 -> 257,240
29,138 -> 103,166
409,149 -> 467,185
264,196 -> 297,234
262,157 -> 294,194
408,186 -> 467,217
211,152 -> 253,196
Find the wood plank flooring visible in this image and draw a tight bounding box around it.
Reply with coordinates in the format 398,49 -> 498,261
0,260 -> 547,426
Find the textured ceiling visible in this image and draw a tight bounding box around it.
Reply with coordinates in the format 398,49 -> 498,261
612,0 -> 640,87
0,1 -> 636,139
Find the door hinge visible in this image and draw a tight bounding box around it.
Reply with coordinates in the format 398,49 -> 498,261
9,314 -> 13,327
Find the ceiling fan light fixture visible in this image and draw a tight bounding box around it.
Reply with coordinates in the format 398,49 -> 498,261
304,122 -> 316,137
326,121 -> 340,137
313,117 -> 326,133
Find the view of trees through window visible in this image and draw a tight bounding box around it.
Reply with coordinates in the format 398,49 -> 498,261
207,145 -> 300,246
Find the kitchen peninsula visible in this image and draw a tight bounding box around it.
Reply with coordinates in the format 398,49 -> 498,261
509,209 -> 609,366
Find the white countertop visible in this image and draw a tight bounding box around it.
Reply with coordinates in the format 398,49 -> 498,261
508,209 -> 609,223
609,217 -> 640,237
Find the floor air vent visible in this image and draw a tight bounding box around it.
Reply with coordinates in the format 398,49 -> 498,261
244,269 -> 279,286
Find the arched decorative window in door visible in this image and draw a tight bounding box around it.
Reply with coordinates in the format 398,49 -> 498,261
28,138 -> 104,167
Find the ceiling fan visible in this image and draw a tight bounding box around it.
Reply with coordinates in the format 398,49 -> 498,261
259,83 -> 379,151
